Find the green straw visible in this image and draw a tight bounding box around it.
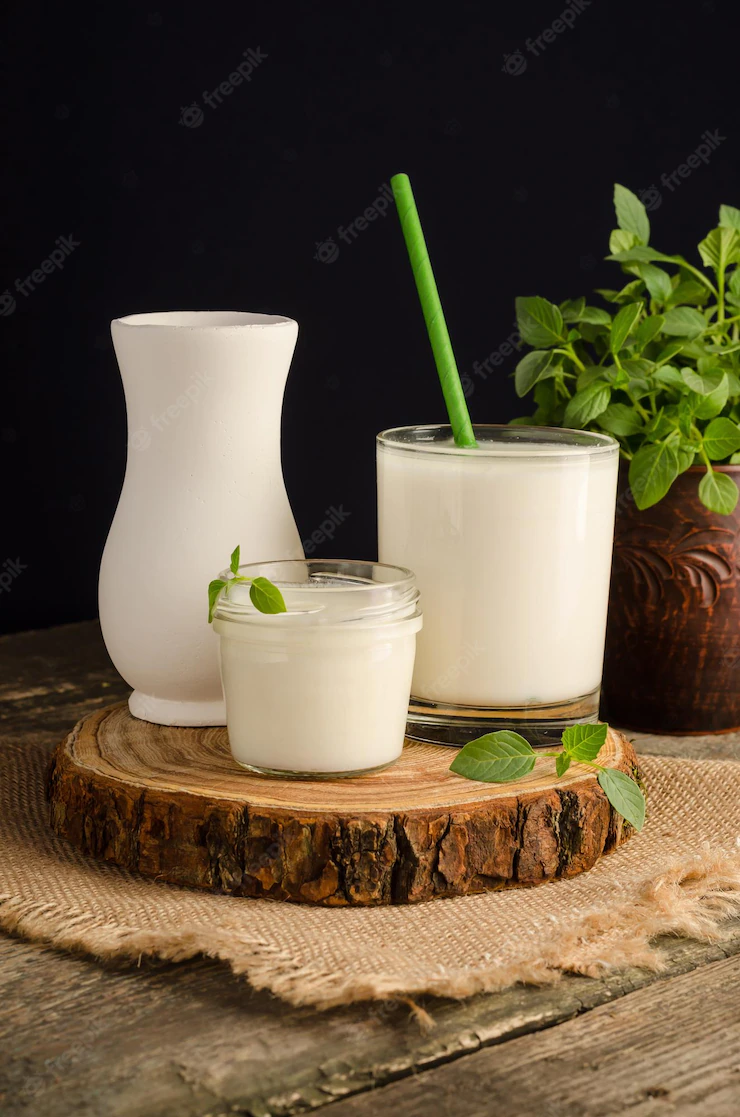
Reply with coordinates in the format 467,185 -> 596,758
391,172 -> 477,448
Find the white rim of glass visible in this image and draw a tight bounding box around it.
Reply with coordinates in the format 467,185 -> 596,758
377,423 -> 619,460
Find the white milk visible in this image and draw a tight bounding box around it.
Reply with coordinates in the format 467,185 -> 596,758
377,427 -> 618,710
212,561 -> 422,776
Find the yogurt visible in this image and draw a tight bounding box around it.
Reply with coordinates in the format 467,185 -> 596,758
213,560 -> 422,777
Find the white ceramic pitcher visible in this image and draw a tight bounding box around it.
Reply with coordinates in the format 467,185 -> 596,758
99,311 -> 303,726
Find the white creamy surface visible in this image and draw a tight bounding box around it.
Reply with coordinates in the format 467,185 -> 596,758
377,440 -> 618,708
215,619 -> 420,773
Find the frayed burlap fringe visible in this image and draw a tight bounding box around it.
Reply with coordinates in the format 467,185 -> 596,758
3,741 -> 740,1011
4,844 -> 740,1010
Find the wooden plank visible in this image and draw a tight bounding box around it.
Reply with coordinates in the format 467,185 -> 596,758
3,621 -> 740,1116
328,950 -> 740,1117
3,922 -> 740,1116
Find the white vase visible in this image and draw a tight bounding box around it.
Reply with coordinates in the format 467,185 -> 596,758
99,311 -> 303,726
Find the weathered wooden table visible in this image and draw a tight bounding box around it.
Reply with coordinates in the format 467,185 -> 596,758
2,622 -> 740,1117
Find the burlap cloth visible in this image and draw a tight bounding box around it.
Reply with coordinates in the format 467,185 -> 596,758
3,737 -> 740,1011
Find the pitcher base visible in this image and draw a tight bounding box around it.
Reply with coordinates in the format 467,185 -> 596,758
128,691 -> 227,727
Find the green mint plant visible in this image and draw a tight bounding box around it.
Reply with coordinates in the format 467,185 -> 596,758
512,185 -> 740,514
449,723 -> 645,830
207,546 -> 287,622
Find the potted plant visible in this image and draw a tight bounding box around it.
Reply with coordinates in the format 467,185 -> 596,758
512,186 -> 740,732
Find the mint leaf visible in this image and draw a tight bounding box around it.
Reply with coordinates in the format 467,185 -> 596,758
597,402 -> 644,437
698,227 -> 740,272
563,382 -> 611,429
632,316 -> 664,352
555,752 -> 571,778
677,445 -> 698,472
449,731 -> 536,783
719,205 -> 740,231
610,301 -> 643,355
560,297 -> 585,322
577,366 -> 611,390
638,264 -> 672,303
629,441 -> 680,509
703,418 -> 740,460
609,228 -> 638,255
230,545 -> 241,575
699,470 -> 739,514
515,297 -> 565,348
681,367 -> 725,396
656,340 -> 689,364
208,579 -> 227,623
692,372 -> 728,420
562,722 -> 609,763
608,246 -> 678,265
578,306 -> 612,326
249,576 -> 288,614
729,269 -> 740,298
666,280 -> 710,308
653,365 -> 684,389
662,307 -> 707,338
598,768 -> 646,831
614,184 -> 650,246
514,350 -> 555,397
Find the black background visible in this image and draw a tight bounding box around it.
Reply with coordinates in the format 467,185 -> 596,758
1,0 -> 737,635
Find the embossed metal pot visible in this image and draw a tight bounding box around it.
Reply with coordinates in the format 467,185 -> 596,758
601,463 -> 740,733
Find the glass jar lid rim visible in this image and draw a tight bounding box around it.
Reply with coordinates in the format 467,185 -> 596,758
212,558 -> 420,627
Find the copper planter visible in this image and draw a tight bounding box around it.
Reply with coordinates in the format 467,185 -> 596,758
601,463 -> 740,734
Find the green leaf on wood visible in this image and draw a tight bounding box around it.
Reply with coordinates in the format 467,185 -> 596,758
449,732 -> 536,783
562,722 -> 609,763
555,752 -> 571,778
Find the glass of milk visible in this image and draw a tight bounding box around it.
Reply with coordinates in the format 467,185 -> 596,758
212,559 -> 422,777
377,425 -> 619,745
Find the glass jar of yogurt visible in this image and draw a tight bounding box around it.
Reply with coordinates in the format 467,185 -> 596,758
212,559 -> 422,778
377,424 -> 619,745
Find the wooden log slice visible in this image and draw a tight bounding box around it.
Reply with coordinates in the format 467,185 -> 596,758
47,704 -> 641,906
